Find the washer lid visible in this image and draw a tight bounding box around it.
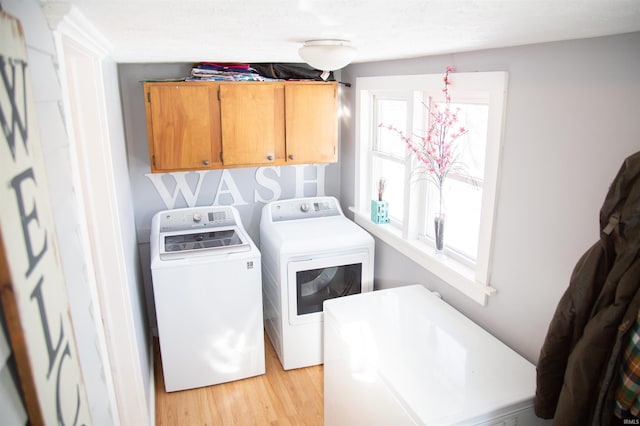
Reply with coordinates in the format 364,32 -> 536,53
159,226 -> 250,260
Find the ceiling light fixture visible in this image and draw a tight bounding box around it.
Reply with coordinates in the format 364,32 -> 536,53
298,39 -> 357,71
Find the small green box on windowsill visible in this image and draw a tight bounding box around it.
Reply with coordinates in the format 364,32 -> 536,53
371,200 -> 389,224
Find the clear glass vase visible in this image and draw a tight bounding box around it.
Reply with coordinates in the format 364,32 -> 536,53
434,187 -> 445,255
434,214 -> 445,254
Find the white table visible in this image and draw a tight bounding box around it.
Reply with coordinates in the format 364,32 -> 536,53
323,285 -> 547,425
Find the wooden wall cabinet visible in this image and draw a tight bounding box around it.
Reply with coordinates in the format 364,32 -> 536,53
144,82 -> 222,172
144,81 -> 338,173
219,83 -> 285,167
285,83 -> 338,164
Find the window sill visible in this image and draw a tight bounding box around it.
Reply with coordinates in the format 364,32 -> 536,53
351,208 -> 496,306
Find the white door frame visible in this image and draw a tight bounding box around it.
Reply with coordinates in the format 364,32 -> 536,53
44,4 -> 152,425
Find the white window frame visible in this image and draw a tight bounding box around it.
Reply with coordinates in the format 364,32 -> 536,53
352,72 -> 508,305
370,91 -> 413,227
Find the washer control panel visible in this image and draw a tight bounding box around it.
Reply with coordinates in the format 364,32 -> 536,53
270,197 -> 342,222
159,207 -> 236,232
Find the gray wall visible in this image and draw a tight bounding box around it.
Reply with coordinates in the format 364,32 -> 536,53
339,32 -> 640,363
118,63 -> 342,329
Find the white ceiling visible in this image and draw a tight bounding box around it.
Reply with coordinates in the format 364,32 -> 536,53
59,0 -> 640,65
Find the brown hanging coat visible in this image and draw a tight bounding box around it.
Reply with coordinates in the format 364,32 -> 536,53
534,150 -> 640,425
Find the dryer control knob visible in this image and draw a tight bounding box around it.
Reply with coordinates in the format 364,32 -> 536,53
300,203 -> 310,213
193,213 -> 202,223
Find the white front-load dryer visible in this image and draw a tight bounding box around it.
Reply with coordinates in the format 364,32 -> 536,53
260,196 -> 374,370
150,205 -> 265,392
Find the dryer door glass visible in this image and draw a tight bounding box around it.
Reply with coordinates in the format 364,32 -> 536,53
287,251 -> 371,325
296,263 -> 362,316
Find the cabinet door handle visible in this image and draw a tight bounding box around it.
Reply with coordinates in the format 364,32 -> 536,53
289,154 -> 295,160
267,155 -> 274,161
203,160 -> 210,165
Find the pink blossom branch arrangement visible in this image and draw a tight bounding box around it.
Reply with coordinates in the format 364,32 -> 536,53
378,66 -> 468,198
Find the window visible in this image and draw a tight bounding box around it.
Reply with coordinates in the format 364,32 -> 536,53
372,95 -> 410,224
353,72 -> 508,305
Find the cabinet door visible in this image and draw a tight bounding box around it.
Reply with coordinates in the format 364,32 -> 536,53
219,83 -> 285,166
285,83 -> 338,164
145,83 -> 221,172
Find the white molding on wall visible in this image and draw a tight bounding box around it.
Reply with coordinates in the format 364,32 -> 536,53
43,2 -> 113,58
46,17 -> 122,426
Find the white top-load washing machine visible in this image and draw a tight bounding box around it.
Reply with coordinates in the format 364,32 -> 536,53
150,205 -> 264,392
260,196 -> 374,370
324,285 -> 545,425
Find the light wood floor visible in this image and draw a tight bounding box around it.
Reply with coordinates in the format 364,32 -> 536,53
154,334 -> 324,426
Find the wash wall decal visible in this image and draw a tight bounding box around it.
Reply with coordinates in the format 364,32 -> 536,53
145,164 -> 330,209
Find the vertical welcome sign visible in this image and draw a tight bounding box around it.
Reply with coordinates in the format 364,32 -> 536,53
0,11 -> 91,426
